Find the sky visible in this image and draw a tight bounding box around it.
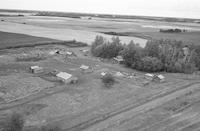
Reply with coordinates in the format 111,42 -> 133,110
1,0 -> 200,19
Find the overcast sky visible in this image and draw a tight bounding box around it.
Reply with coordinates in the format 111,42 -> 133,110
1,0 -> 200,18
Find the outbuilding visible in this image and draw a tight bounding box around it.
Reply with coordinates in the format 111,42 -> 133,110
30,66 -> 43,74
56,72 -> 73,83
113,56 -> 124,64
80,65 -> 90,70
145,73 -> 154,80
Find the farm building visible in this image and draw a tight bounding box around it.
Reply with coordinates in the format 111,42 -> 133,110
113,56 -> 124,64
66,51 -> 73,55
153,74 -> 165,83
114,72 -> 124,77
145,73 -> 154,80
30,66 -> 43,74
80,65 -> 93,73
80,65 -> 89,70
56,72 -> 72,82
49,50 -> 59,55
56,72 -> 78,84
80,49 -> 89,56
101,72 -> 107,76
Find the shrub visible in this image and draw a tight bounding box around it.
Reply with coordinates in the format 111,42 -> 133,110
3,113 -> 24,131
140,56 -> 164,72
91,35 -> 105,56
102,74 -> 115,87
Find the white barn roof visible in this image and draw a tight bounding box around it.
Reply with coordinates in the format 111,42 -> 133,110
80,65 -> 89,70
145,73 -> 154,77
157,74 -> 165,79
30,66 -> 40,70
56,72 -> 72,80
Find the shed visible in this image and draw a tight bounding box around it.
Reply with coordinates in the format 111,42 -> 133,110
113,56 -> 124,64
30,66 -> 43,74
49,50 -> 59,55
152,74 -> 165,83
80,65 -> 89,70
66,51 -> 73,55
101,72 -> 107,76
115,72 -> 124,77
56,72 -> 72,83
157,74 -> 165,80
145,73 -> 154,80
81,49 -> 89,56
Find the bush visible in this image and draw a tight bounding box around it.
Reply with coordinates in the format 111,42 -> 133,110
102,74 -> 115,87
139,56 -> 164,72
91,35 -> 105,56
3,113 -> 24,131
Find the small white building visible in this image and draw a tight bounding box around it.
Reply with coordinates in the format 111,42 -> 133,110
49,50 -> 59,55
113,56 -> 124,64
155,74 -> 165,82
80,65 -> 89,70
30,66 -> 43,74
101,72 -> 107,76
145,73 -> 154,80
115,72 -> 124,77
66,51 -> 73,55
56,72 -> 72,83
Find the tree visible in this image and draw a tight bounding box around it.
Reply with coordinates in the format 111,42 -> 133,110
91,35 -> 124,58
102,73 -> 115,87
121,41 -> 144,68
144,40 -> 160,58
140,56 -> 164,72
91,35 -> 105,56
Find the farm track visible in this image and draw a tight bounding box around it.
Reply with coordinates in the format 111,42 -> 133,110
63,81 -> 200,131
0,85 -> 68,111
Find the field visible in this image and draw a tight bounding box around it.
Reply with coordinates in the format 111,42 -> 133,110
0,31 -> 61,49
1,10 -> 200,131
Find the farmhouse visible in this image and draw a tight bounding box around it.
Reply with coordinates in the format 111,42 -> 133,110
30,66 -> 43,74
113,56 -> 124,64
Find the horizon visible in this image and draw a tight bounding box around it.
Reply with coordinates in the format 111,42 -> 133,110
1,0 -> 200,19
1,8 -> 200,20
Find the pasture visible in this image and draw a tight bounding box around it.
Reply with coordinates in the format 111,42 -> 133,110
1,11 -> 200,131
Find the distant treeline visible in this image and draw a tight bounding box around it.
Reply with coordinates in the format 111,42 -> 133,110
159,28 -> 187,33
0,40 -> 87,50
101,31 -> 151,39
91,35 -> 200,74
35,12 -> 81,18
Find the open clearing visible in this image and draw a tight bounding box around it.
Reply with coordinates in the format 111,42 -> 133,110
1,12 -> 200,131
0,41 -> 200,130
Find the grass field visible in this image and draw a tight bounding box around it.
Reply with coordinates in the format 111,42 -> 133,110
0,31 -> 60,49
0,31 -> 88,49
1,10 -> 200,131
